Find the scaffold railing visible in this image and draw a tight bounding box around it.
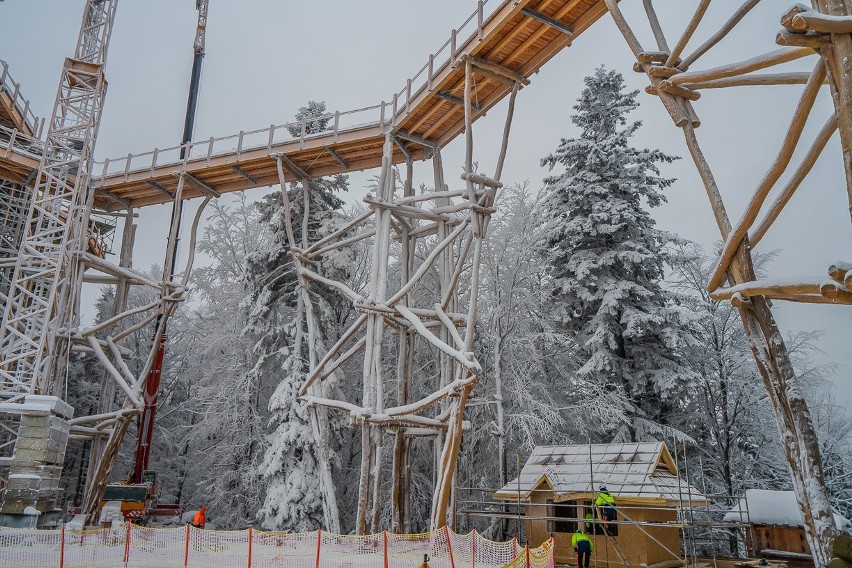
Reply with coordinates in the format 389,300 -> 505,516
0,60 -> 45,138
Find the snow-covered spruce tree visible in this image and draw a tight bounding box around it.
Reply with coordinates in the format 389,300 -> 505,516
539,67 -> 694,442
253,102 -> 352,532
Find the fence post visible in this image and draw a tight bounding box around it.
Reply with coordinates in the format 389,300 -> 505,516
124,522 -> 132,568
525,545 -> 530,568
444,525 -> 455,568
247,527 -> 253,568
472,528 -> 476,568
59,526 -> 65,568
513,536 -> 518,556
383,530 -> 389,568
184,524 -> 191,568
315,529 -> 322,568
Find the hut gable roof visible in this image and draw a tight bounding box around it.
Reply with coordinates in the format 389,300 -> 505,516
493,442 -> 706,504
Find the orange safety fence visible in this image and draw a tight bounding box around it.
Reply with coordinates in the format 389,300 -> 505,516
0,525 -> 555,567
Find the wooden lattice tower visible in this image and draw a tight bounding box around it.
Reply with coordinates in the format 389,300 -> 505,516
603,1 -> 852,564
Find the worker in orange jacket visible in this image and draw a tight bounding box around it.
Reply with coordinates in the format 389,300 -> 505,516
191,505 -> 206,529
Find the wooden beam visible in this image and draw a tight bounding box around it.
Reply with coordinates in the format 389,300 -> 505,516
520,7 -> 573,35
95,188 -> 130,208
392,137 -> 412,162
230,165 -> 258,185
181,172 -> 220,198
324,147 -> 349,169
435,91 -> 482,111
146,180 -> 173,198
459,54 -> 531,86
393,129 -> 439,149
273,152 -> 311,181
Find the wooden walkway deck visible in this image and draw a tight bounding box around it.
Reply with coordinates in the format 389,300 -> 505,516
94,0 -> 609,210
0,60 -> 44,184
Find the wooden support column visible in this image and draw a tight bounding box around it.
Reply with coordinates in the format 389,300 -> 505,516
811,0 -> 852,220
84,206 -> 136,501
391,157 -> 416,533
356,134 -> 395,534
604,1 -> 837,563
272,155 -> 341,534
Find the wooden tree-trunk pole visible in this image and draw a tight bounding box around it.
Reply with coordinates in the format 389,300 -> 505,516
84,206 -> 135,502
273,156 -> 341,534
355,134 -> 395,534
392,157 -> 416,533
604,1 -> 838,564
812,0 -> 852,220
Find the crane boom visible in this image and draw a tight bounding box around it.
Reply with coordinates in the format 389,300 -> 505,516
132,0 -> 210,484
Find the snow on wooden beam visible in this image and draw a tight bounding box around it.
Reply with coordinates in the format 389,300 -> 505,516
710,278 -> 852,305
783,5 -> 852,33
670,47 -> 816,86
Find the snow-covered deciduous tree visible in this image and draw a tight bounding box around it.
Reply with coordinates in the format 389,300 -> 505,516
539,67 -> 695,442
476,183 -> 573,483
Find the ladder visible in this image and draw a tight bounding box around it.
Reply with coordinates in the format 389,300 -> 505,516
593,502 -> 632,568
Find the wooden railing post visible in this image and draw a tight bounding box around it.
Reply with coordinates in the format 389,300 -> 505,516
184,524 -> 191,568
333,111 -> 340,143
383,530 -> 389,568
444,525 -> 455,568
247,527 -> 253,568
124,522 -> 132,568
315,529 -> 322,568
59,526 -> 65,568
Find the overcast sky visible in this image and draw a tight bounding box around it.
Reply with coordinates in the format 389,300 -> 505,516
2,1 -> 850,405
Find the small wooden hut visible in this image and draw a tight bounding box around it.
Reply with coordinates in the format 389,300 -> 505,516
493,442 -> 707,567
724,489 -> 850,561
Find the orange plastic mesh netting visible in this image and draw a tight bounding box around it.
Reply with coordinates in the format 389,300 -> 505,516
0,524 -> 554,567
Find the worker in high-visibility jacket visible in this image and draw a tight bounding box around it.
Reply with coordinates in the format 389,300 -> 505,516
572,529 -> 593,568
595,486 -> 616,536
191,505 -> 206,529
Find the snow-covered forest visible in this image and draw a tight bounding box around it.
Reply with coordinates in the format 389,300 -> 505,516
59,68 -> 852,536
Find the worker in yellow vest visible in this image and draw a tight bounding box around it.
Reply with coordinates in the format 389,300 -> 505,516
572,529 -> 593,568
595,486 -> 616,535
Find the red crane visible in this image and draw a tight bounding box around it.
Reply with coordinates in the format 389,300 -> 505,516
132,0 -> 209,484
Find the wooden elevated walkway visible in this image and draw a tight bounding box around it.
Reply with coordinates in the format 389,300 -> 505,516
94,0 -> 609,210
